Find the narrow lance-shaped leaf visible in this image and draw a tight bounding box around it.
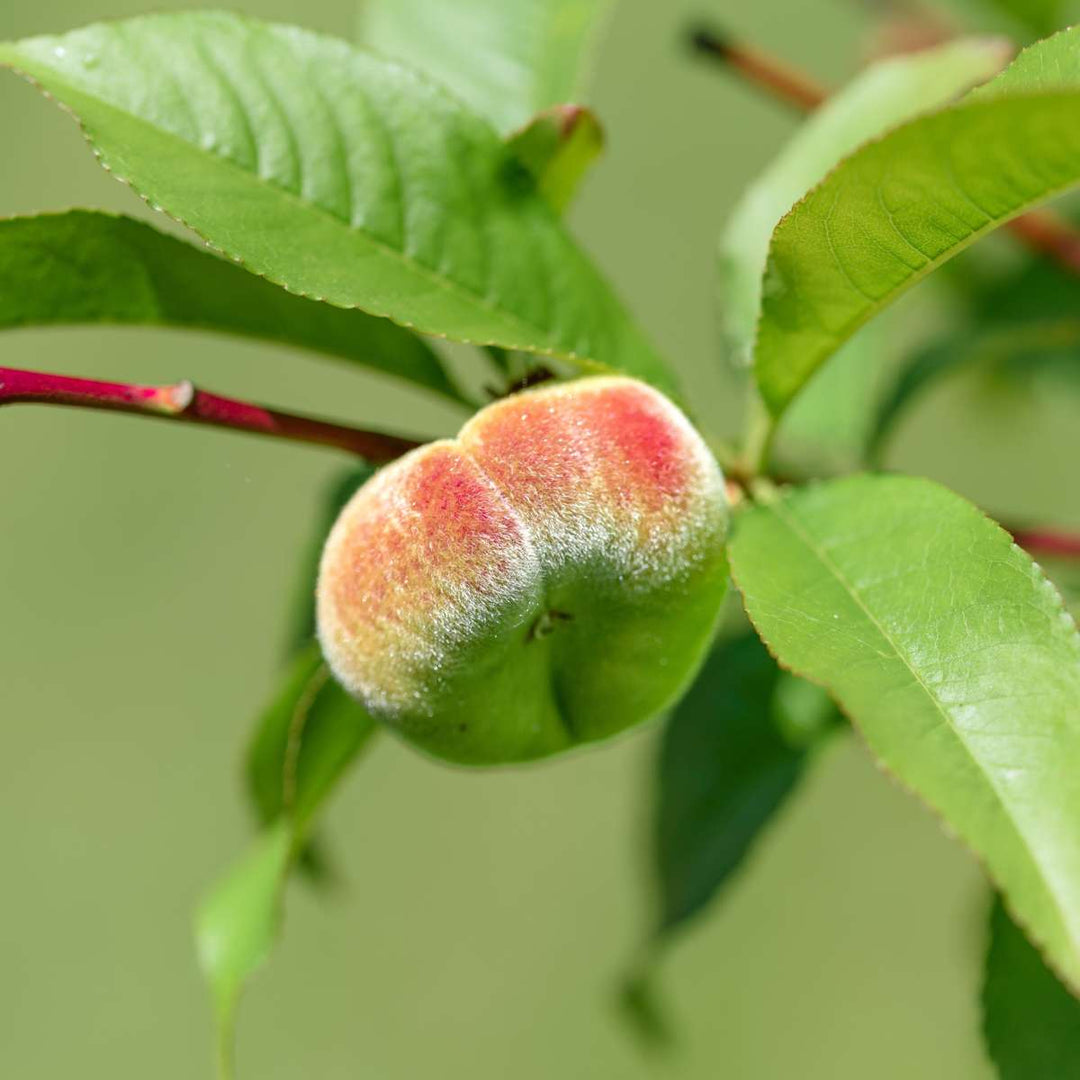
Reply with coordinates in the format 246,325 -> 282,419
983,894 -> 1080,1078
245,643 -> 376,838
0,13 -> 674,393
196,821 -> 292,1071
720,37 -> 1009,367
359,0 -> 615,133
196,644 -> 378,1073
728,474 -> 1080,992
259,460 -> 374,880
0,211 -> 466,404
756,26 -> 1080,418
622,632 -> 840,1045
653,633 -> 838,937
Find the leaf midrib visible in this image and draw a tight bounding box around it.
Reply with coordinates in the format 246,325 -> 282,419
4,53 -> 615,369
760,495 -> 1074,960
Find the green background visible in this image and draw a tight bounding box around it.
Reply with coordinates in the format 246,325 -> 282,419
1,1 -> 1076,1077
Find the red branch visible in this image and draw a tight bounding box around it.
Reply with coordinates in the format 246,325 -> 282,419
1009,528 -> 1080,562
1000,209 -> 1080,275
689,25 -> 1080,278
0,366 -> 421,463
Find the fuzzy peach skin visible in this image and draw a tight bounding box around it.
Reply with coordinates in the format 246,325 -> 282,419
316,376 -> 729,765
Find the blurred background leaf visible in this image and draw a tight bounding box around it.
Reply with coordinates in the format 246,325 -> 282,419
199,643 -> 378,1074
982,895 -> 1080,1078
622,632 -> 840,1044
653,633 -> 838,937
977,0 -> 1068,39
196,823 -> 292,1079
358,0 -> 616,133
245,644 -> 377,837
867,318 -> 1080,464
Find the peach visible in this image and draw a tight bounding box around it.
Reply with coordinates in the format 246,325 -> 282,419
316,376 -> 729,765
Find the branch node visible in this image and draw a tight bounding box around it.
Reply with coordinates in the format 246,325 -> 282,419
170,379 -> 196,413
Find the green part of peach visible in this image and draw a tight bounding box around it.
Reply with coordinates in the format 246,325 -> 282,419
316,376 -> 729,765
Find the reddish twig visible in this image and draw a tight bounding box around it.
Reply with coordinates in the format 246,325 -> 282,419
1000,210 -> 1080,275
689,24 -> 1080,278
1009,527 -> 1080,562
0,366 -> 421,463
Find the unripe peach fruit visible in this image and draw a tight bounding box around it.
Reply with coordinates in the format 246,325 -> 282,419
316,376 -> 728,765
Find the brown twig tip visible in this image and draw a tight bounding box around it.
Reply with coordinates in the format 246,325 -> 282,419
0,365 -> 422,464
688,25 -> 733,58
686,22 -> 828,111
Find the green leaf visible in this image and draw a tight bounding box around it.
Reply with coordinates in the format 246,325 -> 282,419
720,37 -> 1009,368
728,474 -> 1080,992
618,968 -> 674,1051
0,13 -> 672,392
867,318 -> 1080,464
197,644 -> 377,1074
983,895 -> 1080,1078
0,210 -> 466,404
246,643 -> 377,833
195,822 -> 291,1076
506,105 -> 604,213
866,252 -> 1080,463
948,248 -> 1080,328
622,633 -> 839,1048
270,461 -> 374,885
755,26 -> 1080,418
359,0 -> 615,133
981,0 -> 1065,38
654,632 -> 837,935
